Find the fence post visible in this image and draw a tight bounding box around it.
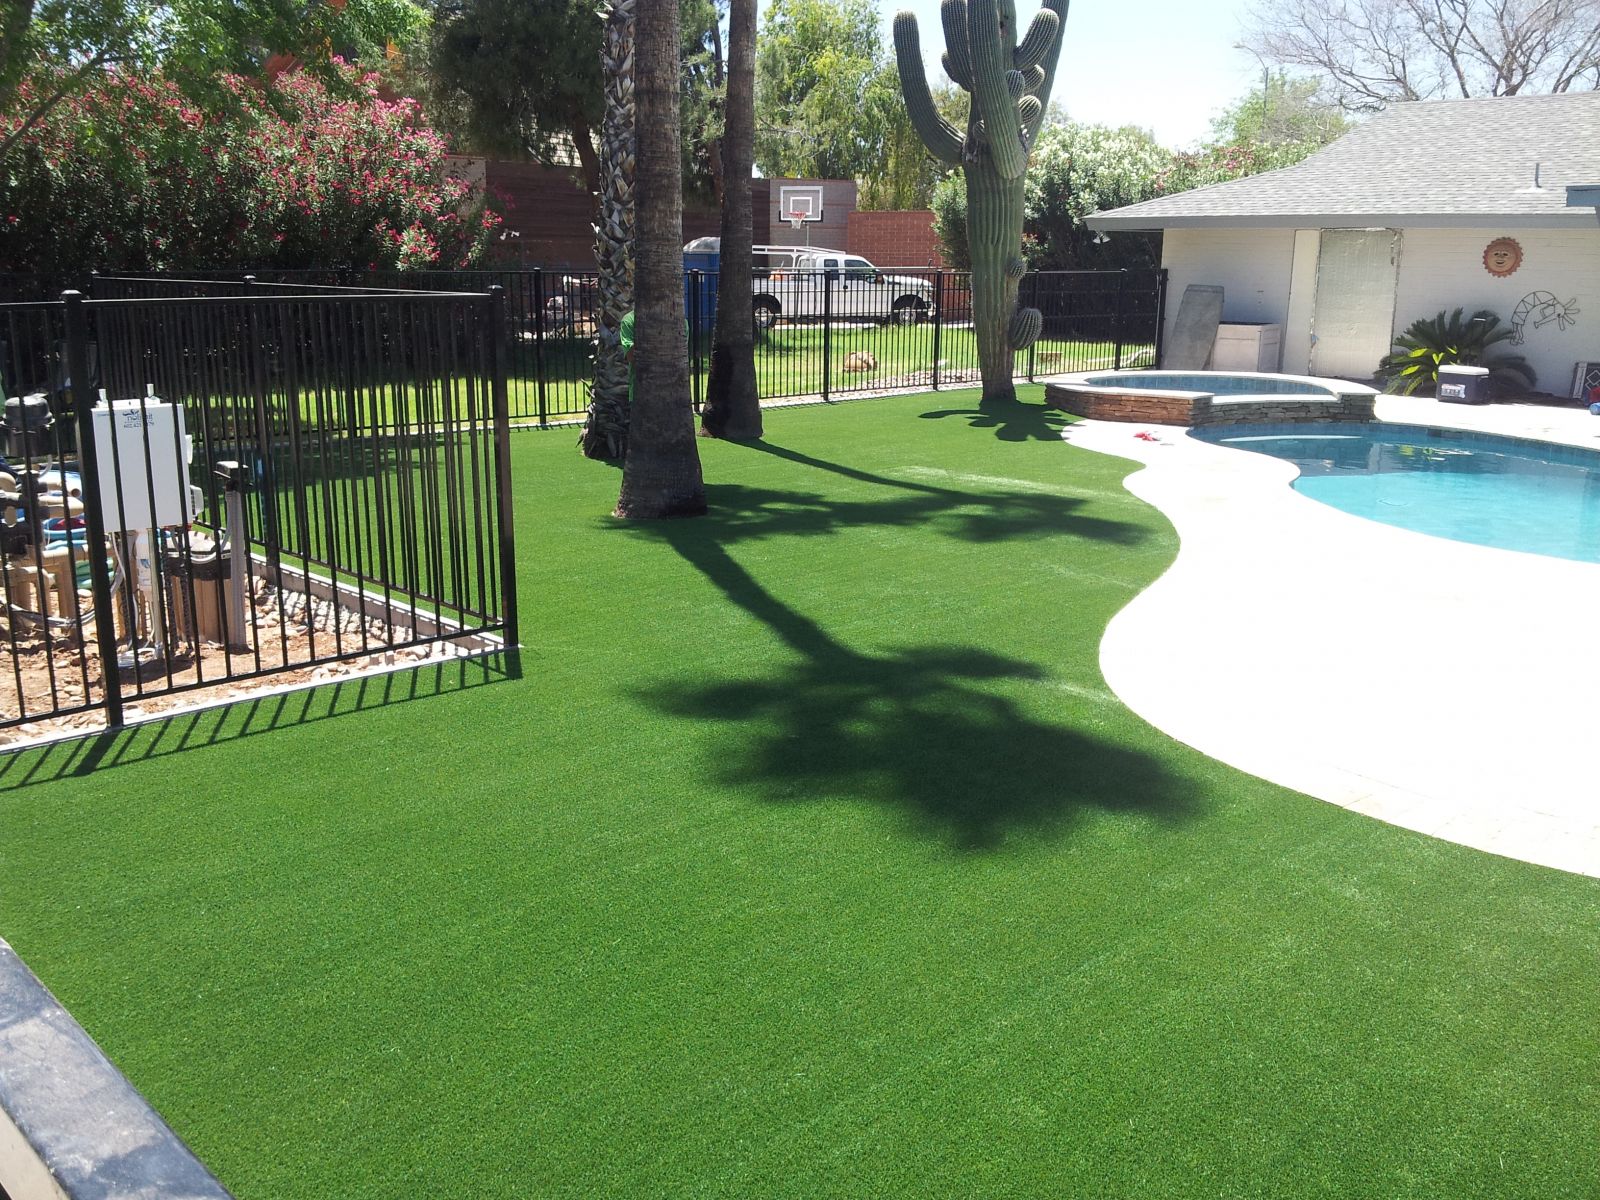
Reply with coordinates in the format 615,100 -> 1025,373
63,291 -> 123,728
1112,269 -> 1127,370
1026,272 -> 1040,382
1152,268 -> 1168,370
821,270 -> 833,403
486,287 -> 518,647
531,267 -> 548,425
245,290 -> 281,568
931,270 -> 943,391
689,269 -> 703,413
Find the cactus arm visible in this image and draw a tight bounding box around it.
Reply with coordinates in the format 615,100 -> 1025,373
940,0 -> 972,87
1021,0 -> 1066,146
889,12 -> 960,164
1014,6 -> 1059,70
1009,306 -> 1042,350
966,0 -> 1027,179
893,13 -> 964,164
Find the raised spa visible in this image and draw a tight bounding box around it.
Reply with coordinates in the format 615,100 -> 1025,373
1043,369 -> 1378,427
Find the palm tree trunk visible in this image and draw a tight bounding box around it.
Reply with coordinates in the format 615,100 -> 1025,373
580,0 -> 636,460
615,0 -> 706,519
699,0 -> 761,441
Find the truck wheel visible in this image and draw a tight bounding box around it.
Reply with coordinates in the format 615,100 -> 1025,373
889,297 -> 928,326
753,299 -> 781,331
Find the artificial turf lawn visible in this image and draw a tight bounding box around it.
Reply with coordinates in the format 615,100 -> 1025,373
3,386 -> 1598,1198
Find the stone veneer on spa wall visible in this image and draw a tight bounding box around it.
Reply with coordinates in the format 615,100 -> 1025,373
1044,370 -> 1378,427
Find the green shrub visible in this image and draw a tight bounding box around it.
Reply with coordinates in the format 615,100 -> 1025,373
1376,308 -> 1535,396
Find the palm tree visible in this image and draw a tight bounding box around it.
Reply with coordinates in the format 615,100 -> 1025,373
698,0 -> 760,441
580,0 -> 636,460
615,0 -> 706,518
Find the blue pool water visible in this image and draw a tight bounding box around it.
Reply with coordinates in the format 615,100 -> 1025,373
1195,423 -> 1600,563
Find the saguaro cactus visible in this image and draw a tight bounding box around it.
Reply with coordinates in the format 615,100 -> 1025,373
895,0 -> 1065,404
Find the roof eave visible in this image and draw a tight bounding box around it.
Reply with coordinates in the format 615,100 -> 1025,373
1085,211 -> 1600,231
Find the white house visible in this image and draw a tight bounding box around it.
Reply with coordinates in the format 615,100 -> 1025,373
1086,92 -> 1600,396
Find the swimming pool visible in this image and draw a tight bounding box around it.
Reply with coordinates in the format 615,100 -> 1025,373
1193,423 -> 1600,563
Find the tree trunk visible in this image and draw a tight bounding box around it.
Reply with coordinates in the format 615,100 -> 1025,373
581,0 -> 636,460
699,0 -> 761,441
616,0 -> 706,519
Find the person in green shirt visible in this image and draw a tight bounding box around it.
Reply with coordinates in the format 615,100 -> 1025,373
619,309 -> 637,402
618,309 -> 692,403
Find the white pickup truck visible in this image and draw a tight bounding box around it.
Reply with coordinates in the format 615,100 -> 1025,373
685,239 -> 938,328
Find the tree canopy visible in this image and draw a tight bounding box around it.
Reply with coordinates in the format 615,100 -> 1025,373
1209,72 -> 1349,146
1241,0 -> 1600,111
754,0 -> 884,180
425,0 -> 724,197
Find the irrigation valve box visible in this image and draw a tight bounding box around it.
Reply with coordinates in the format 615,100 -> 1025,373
90,396 -> 196,531
1437,364 -> 1490,405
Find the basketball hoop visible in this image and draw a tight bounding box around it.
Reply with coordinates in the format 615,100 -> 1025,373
787,210 -> 811,247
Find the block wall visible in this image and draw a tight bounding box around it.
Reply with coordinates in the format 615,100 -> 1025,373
846,210 -> 946,268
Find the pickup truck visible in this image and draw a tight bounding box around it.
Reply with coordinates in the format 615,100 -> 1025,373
685,239 -> 938,328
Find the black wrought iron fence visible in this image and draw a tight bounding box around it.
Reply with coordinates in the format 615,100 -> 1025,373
0,288 -> 515,735
8,267 -> 1166,426
164,266 -> 1166,423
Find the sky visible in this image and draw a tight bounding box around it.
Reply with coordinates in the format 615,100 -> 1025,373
757,0 -> 1265,149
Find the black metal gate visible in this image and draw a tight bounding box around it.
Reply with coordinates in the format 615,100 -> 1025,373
0,287 -> 516,734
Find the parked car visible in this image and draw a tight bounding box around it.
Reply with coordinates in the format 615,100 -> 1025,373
684,239 -> 938,328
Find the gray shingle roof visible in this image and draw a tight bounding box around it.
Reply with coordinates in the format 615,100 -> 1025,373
1087,91 -> 1600,230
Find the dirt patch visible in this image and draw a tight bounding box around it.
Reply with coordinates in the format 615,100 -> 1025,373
0,576 -> 483,748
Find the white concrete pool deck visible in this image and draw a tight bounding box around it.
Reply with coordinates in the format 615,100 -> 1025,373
1065,395 -> 1600,879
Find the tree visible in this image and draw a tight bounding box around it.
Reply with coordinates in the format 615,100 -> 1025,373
427,0 -> 604,188
680,0 -> 728,206
425,0 -> 725,196
0,0 -> 424,166
699,0 -> 761,441
857,63 -> 952,210
1211,71 -> 1348,145
1241,0 -> 1600,112
616,0 -> 706,519
754,0 -> 886,179
581,0 -> 637,461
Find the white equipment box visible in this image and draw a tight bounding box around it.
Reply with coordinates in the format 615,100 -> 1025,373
91,396 -> 195,532
1211,322 -> 1283,372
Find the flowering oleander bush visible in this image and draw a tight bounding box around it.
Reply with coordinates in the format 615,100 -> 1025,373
1154,139 -> 1326,195
0,63 -> 500,274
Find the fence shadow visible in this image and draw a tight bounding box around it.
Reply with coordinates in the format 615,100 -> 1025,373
0,650 -> 519,792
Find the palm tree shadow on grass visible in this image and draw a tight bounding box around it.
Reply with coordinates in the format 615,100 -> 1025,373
621,489 -> 1197,850
917,393 -> 1071,443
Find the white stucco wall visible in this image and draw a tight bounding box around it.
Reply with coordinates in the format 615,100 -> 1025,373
1160,227 -> 1298,364
1393,227 -> 1600,398
1158,222 -> 1600,394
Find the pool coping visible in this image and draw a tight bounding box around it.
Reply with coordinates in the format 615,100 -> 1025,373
1066,394 -> 1600,879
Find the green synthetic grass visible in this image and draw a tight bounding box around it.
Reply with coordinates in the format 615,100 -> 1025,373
2,387 -> 1597,1198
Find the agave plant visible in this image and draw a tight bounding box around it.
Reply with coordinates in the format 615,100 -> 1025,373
1376,307 -> 1536,396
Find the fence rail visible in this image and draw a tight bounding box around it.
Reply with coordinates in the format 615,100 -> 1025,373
47,266 -> 1166,423
0,288 -> 514,735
